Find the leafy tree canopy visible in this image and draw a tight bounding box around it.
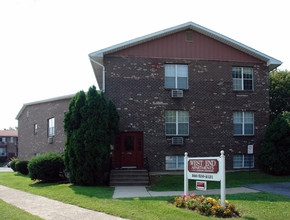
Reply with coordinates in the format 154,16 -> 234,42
269,69 -> 290,118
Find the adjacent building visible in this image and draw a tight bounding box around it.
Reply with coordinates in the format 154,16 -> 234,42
16,94 -> 74,160
0,130 -> 18,161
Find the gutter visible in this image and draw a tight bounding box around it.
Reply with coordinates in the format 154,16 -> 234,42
89,57 -> 106,92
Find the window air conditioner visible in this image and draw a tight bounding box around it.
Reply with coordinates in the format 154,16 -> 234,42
172,137 -> 184,145
48,137 -> 53,144
171,90 -> 183,98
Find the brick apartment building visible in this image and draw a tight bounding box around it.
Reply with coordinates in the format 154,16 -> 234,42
16,94 -> 73,160
17,22 -> 281,172
0,130 -> 18,162
89,22 -> 281,171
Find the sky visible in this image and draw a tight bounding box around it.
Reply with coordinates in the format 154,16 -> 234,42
0,0 -> 289,130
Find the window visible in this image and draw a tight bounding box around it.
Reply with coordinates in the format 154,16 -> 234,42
165,111 -> 189,136
34,124 -> 38,135
233,155 -> 254,168
165,64 -> 188,89
233,112 -> 254,135
166,156 -> 184,170
48,118 -> 55,137
0,137 -> 6,144
0,148 -> 7,156
232,67 -> 253,91
10,137 -> 14,143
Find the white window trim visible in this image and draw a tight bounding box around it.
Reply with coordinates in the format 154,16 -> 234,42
165,64 -> 188,89
165,111 -> 189,136
234,112 -> 254,136
165,156 -> 184,170
233,155 -> 254,168
233,67 -> 254,91
48,118 -> 55,137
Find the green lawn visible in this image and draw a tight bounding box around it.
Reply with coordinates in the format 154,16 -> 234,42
0,199 -> 42,220
149,171 -> 290,191
0,172 -> 289,219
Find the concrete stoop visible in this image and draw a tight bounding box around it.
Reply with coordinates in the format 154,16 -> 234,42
110,169 -> 149,186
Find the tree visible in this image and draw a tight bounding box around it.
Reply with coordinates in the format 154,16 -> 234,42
64,91 -> 87,184
259,113 -> 290,175
269,70 -> 290,118
64,86 -> 119,185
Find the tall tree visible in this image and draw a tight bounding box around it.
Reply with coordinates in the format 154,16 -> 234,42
64,91 -> 86,184
64,86 -> 119,185
269,70 -> 290,118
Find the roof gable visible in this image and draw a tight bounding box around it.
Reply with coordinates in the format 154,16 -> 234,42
89,21 -> 282,70
109,29 -> 262,63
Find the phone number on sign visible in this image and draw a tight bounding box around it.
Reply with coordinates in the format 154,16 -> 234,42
191,174 -> 213,179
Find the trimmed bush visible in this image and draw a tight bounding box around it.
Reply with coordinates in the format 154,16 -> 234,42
15,161 -> 29,175
9,157 -> 18,171
28,152 -> 65,182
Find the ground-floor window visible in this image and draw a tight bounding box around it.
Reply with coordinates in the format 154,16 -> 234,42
233,155 -> 254,168
165,155 -> 184,170
0,148 -> 7,156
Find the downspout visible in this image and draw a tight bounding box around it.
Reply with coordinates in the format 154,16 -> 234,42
89,58 -> 106,92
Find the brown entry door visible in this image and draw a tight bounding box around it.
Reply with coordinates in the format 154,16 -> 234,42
119,132 -> 143,168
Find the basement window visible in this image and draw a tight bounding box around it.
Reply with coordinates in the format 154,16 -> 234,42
166,156 -> 184,170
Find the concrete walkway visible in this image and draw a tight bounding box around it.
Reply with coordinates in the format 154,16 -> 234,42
0,167 -> 13,172
0,185 -> 126,220
113,186 -> 260,198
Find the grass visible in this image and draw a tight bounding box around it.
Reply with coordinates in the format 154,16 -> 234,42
149,171 -> 290,191
0,199 -> 42,220
0,172 -> 289,219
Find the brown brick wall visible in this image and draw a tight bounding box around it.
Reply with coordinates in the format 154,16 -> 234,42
18,98 -> 71,160
104,56 -> 269,171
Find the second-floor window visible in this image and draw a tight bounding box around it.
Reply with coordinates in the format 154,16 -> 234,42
165,64 -> 188,89
232,67 -> 253,91
233,112 -> 254,135
165,110 -> 189,136
48,118 -> 55,137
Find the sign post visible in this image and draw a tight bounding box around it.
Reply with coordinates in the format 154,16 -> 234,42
184,151 -> 226,207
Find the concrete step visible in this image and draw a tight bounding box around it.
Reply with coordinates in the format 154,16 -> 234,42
110,169 -> 149,186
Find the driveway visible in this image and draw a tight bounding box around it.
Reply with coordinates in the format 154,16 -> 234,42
244,182 -> 290,198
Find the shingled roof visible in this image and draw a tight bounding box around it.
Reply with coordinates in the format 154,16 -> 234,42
0,130 -> 18,137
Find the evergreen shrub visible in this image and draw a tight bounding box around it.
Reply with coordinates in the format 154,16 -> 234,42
28,152 -> 65,182
15,160 -> 29,175
259,114 -> 290,175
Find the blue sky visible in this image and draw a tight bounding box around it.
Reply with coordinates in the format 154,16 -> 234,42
0,0 -> 289,129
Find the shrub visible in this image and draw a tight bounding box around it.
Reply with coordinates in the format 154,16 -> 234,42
9,157 -> 18,171
15,161 -> 29,175
173,194 -> 241,218
259,114 -> 290,175
28,152 -> 65,182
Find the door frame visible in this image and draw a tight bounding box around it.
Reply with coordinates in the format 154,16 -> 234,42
113,132 -> 144,169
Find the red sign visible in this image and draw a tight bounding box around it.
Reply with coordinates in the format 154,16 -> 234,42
188,159 -> 219,173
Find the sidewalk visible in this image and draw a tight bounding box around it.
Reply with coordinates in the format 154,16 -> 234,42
113,186 -> 260,198
0,185 -> 126,220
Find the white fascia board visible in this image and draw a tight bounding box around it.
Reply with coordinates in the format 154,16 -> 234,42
89,21 -> 282,69
15,94 -> 75,120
